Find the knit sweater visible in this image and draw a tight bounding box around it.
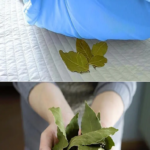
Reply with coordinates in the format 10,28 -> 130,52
13,82 -> 136,150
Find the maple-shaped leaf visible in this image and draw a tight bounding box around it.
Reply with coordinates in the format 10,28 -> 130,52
59,50 -> 89,73
76,39 -> 93,61
89,56 -> 107,67
92,42 -> 108,56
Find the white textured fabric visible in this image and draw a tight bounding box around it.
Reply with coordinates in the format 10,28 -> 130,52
0,0 -> 150,81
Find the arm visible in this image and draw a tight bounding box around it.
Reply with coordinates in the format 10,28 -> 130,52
28,83 -> 74,125
13,82 -> 74,150
91,82 -> 137,127
13,82 -> 74,125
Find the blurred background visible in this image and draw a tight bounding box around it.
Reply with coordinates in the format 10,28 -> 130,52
0,82 -> 150,150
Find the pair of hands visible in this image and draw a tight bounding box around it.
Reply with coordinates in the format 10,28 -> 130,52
39,113 -> 106,150
29,83 -> 123,150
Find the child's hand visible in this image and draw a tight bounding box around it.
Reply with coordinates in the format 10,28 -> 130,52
39,123 -> 58,150
39,113 -> 74,150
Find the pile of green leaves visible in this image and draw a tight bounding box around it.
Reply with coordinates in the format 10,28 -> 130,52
59,39 -> 108,73
49,102 -> 118,150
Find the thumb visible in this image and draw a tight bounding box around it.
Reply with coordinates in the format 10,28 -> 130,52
78,129 -> 82,135
40,132 -> 52,150
39,124 -> 57,150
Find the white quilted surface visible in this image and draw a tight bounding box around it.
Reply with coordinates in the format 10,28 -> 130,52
0,0 -> 150,81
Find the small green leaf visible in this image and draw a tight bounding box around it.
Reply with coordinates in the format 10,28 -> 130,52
81,102 -> 101,134
96,113 -> 113,148
76,39 -> 93,61
92,42 -> 108,56
59,50 -> 89,73
96,112 -> 114,150
66,113 -> 79,142
49,107 -> 68,150
97,112 -> 101,122
67,127 -> 118,150
53,128 -> 68,150
49,107 -> 66,136
97,112 -> 102,129
89,56 -> 107,67
105,136 -> 115,150
78,145 -> 105,150
78,145 -> 100,150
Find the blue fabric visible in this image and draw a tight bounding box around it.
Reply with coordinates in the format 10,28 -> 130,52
23,0 -> 150,41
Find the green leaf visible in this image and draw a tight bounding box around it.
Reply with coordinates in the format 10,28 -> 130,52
78,145 -> 100,150
97,112 -> 102,129
67,127 -> 118,150
53,128 -> 68,150
92,42 -> 108,56
59,50 -> 89,73
89,56 -> 107,67
49,107 -> 66,136
96,112 -> 114,150
79,145 -> 105,150
76,39 -> 93,61
66,113 -> 79,142
96,113 -> 114,150
104,136 -> 115,150
67,147 -> 78,150
49,107 -> 68,150
97,112 -> 100,122
78,145 -> 105,150
81,102 -> 101,134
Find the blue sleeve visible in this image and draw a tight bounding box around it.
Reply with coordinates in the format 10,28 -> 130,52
23,0 -> 150,41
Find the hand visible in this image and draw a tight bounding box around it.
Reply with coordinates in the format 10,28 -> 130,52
29,83 -> 75,150
39,123 -> 58,150
39,113 -> 74,150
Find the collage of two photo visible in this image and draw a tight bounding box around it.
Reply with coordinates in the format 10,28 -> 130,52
1,0 -> 150,150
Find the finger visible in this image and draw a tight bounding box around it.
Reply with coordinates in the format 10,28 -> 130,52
78,129 -> 82,135
53,136 -> 59,145
39,147 -> 51,150
39,126 -> 55,150
40,132 -> 52,150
